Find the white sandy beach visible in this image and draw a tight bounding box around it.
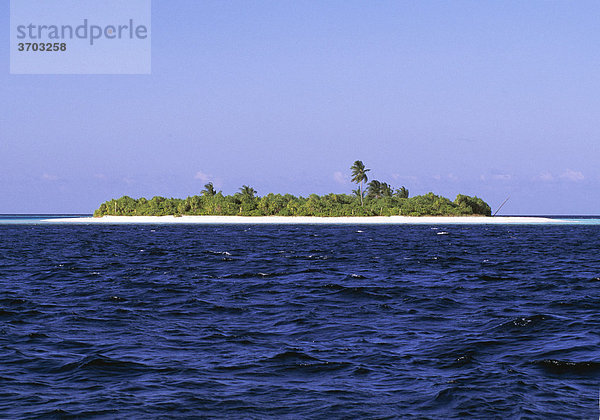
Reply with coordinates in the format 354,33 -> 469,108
42,215 -> 569,224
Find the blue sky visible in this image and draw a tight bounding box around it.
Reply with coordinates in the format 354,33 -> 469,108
2,1 -> 599,214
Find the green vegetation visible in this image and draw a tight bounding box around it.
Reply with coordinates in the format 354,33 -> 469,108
350,160 -> 370,206
93,161 -> 492,217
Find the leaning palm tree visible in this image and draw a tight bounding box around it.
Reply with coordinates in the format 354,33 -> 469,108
202,182 -> 217,197
239,185 -> 257,199
395,186 -> 409,199
350,160 -> 370,206
367,180 -> 382,199
380,182 -> 393,198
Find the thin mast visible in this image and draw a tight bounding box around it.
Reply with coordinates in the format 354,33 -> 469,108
493,196 -> 510,217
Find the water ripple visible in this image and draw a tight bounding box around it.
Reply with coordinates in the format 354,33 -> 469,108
0,224 -> 599,417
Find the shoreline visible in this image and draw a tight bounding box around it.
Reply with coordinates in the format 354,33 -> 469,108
41,215 -> 570,224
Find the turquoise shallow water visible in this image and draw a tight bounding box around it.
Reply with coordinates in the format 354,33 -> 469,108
560,219 -> 600,225
538,218 -> 600,225
0,215 -> 91,224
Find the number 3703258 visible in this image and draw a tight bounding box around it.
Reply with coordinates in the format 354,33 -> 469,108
17,43 -> 67,52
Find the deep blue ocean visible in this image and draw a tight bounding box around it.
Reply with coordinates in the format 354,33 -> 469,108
1,216 -> 600,418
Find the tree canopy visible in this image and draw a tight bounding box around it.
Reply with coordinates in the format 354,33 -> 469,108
202,182 -> 217,197
94,191 -> 491,217
93,161 -> 492,217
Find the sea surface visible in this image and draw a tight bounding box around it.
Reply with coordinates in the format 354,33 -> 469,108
1,216 -> 600,418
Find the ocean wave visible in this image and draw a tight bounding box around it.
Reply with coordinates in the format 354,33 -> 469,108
496,314 -> 552,330
53,355 -> 151,376
2,223 -> 599,418
534,359 -> 600,375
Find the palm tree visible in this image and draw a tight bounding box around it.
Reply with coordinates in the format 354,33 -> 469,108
395,186 -> 409,199
367,180 -> 393,199
352,188 -> 364,199
367,180 -> 382,199
350,160 -> 370,206
202,182 -> 216,197
380,182 -> 393,198
239,185 -> 257,199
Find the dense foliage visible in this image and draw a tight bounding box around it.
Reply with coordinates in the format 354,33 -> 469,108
94,192 -> 492,217
94,161 -> 492,217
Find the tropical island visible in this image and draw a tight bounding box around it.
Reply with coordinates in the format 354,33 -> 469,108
93,161 -> 492,218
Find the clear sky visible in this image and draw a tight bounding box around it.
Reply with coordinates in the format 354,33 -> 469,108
2,1 -> 599,214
